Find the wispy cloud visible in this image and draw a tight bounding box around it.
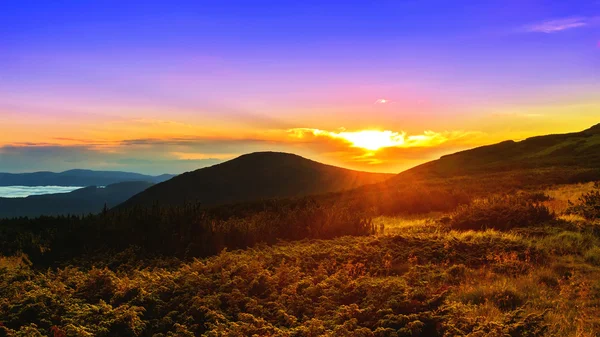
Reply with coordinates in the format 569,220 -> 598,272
524,17 -> 589,33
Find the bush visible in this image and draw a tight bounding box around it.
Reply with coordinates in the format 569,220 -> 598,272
584,247 -> 600,266
449,196 -> 555,231
566,181 -> 600,221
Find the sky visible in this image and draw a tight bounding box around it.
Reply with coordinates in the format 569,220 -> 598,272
0,0 -> 598,175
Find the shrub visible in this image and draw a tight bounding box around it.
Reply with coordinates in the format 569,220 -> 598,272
566,181 -> 600,221
449,196 -> 555,231
584,247 -> 600,266
536,269 -> 559,288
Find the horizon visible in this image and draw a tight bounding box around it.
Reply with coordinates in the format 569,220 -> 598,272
1,123 -> 598,176
1,1 -> 599,175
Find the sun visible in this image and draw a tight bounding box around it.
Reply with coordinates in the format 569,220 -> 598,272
338,130 -> 405,151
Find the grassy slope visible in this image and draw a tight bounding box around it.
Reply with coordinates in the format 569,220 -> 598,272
2,183 -> 600,336
120,152 -> 392,208
390,123 -> 600,183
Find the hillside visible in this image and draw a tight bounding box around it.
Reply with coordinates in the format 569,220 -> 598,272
120,152 -> 392,208
0,169 -> 175,187
392,123 -> 600,182
0,181 -> 154,218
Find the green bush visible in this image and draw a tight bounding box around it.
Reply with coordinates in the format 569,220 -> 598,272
449,196 -> 555,231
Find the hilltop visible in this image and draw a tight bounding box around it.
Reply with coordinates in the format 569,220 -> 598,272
120,152 -> 392,208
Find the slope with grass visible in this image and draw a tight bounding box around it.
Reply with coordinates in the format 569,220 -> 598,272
391,123 -> 600,183
120,152 -> 393,208
2,183 -> 600,336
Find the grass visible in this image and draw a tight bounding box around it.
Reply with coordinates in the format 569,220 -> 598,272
543,182 -> 596,214
2,182 -> 600,336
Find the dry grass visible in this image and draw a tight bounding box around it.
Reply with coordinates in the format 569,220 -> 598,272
372,213 -> 443,235
0,254 -> 28,269
3,182 -> 600,336
544,182 -> 596,214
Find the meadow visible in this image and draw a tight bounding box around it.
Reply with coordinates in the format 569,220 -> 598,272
1,181 -> 599,336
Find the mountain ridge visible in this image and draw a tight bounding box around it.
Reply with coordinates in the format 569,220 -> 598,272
0,170 -> 175,187
119,151 -> 393,208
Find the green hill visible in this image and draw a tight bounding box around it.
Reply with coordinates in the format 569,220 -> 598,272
395,123 -> 600,180
120,152 -> 393,208
377,123 -> 600,192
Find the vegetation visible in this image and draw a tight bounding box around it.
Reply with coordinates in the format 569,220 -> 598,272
567,182 -> 600,221
448,195 -> 555,231
3,183 -> 600,335
0,199 -> 376,265
1,182 -> 599,336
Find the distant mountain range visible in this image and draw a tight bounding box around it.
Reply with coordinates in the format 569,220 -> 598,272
0,181 -> 154,218
120,152 -> 393,208
0,169 -> 175,187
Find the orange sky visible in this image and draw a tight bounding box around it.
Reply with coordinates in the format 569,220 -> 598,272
1,98 -> 598,174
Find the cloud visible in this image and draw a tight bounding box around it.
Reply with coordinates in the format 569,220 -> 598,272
287,128 -> 482,150
524,17 -> 588,33
285,128 -> 485,172
171,152 -> 236,160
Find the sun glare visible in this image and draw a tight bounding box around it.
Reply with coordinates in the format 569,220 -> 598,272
338,130 -> 405,151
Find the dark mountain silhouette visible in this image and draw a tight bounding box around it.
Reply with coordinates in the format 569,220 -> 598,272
120,152 -> 393,208
0,169 -> 175,187
0,181 -> 154,218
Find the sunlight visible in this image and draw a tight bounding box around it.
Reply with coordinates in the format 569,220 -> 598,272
338,130 -> 405,151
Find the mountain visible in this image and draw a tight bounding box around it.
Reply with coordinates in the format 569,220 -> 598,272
368,123 -> 600,197
120,152 -> 393,208
395,123 -> 600,180
0,181 -> 154,218
0,169 -> 175,187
